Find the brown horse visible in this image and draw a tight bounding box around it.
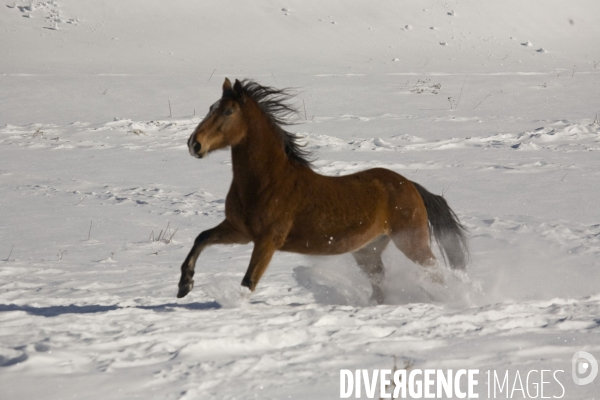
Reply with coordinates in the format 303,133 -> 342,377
178,78 -> 468,304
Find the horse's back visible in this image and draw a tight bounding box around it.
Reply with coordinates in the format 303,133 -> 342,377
334,167 -> 421,205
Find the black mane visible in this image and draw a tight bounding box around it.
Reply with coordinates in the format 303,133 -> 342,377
240,80 -> 312,168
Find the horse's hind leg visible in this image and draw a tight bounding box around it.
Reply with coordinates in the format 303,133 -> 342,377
178,219 -> 249,298
352,235 -> 391,305
390,224 -> 442,283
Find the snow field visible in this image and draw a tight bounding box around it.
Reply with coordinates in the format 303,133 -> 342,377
1,0 -> 600,398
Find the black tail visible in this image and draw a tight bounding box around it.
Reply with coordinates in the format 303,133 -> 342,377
413,182 -> 469,269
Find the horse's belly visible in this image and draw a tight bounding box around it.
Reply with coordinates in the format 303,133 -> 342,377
281,224 -> 382,255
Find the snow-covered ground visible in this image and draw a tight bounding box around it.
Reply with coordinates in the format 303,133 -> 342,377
1,1 -> 599,399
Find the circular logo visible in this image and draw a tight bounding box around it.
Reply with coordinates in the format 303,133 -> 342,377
572,351 -> 598,386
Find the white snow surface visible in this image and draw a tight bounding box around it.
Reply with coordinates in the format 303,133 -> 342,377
1,1 -> 600,399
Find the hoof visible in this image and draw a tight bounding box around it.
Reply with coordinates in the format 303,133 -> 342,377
239,286 -> 252,301
177,280 -> 194,298
427,270 -> 445,285
369,298 -> 382,306
369,286 -> 385,305
241,276 -> 254,291
369,294 -> 385,306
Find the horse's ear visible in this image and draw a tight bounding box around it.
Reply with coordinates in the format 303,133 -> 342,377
223,78 -> 232,92
222,78 -> 234,98
233,79 -> 244,98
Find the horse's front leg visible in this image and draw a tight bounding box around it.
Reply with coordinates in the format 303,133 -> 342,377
178,220 -> 249,298
240,237 -> 277,292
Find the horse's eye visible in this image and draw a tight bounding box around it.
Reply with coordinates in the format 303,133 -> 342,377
223,108 -> 234,116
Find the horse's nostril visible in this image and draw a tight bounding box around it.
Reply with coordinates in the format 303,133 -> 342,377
192,141 -> 202,154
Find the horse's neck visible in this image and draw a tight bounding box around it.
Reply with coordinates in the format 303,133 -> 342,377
230,109 -> 289,190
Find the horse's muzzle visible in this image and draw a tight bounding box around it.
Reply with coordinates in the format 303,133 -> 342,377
189,140 -> 203,158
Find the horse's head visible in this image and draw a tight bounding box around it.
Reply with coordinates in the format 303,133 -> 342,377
188,78 -> 246,158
